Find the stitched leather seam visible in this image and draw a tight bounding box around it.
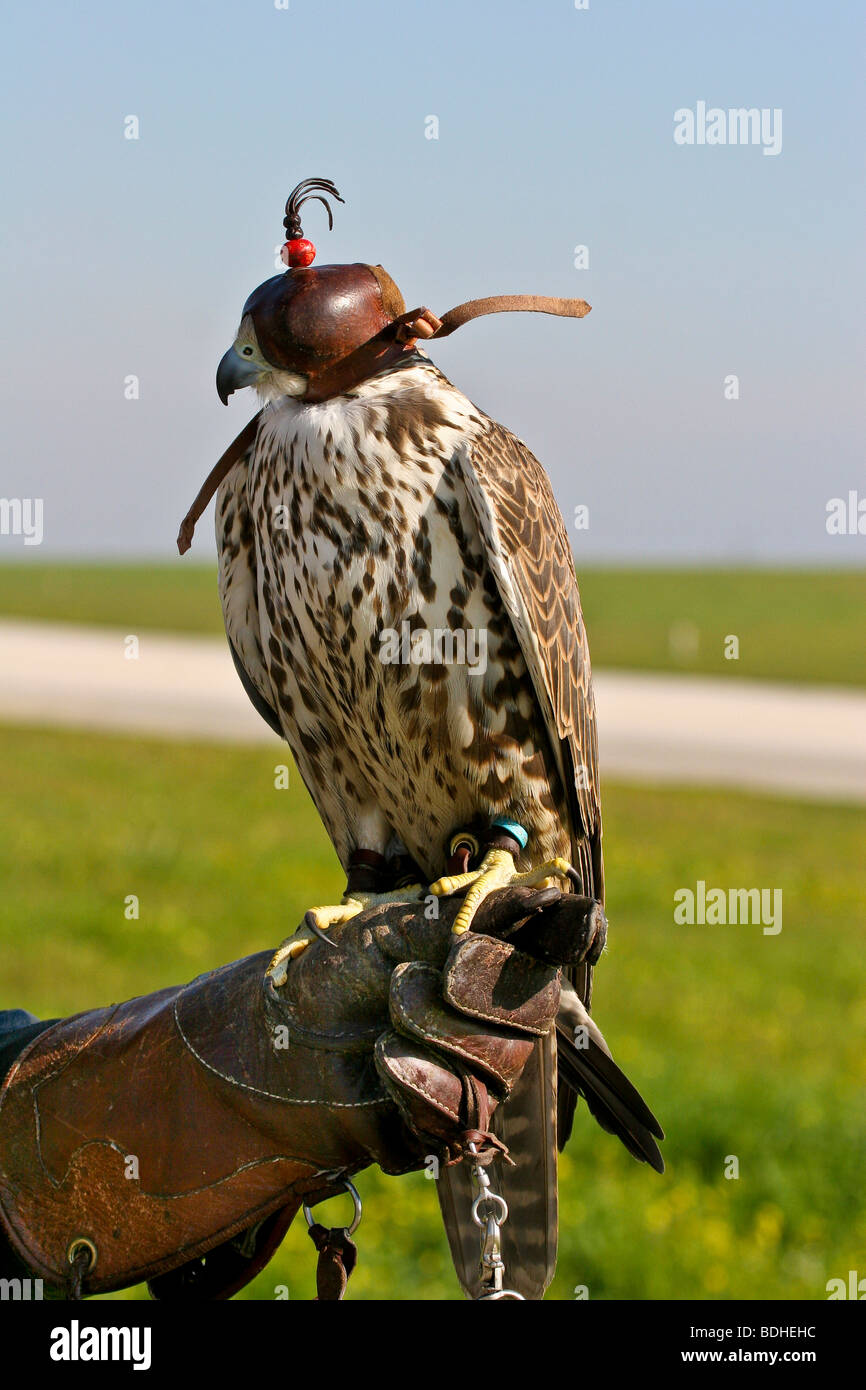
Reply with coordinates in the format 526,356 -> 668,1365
394,1008 -> 510,1089
394,1070 -> 460,1123
174,998 -> 387,1107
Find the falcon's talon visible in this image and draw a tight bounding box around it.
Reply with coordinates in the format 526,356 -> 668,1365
266,885 -> 427,986
303,912 -> 342,949
428,848 -> 577,937
267,898 -> 365,985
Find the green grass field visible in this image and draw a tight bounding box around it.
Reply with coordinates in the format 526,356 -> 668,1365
1,724 -> 863,1301
1,562 -> 864,685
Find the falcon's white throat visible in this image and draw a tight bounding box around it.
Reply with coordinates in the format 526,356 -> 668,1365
255,357 -> 484,469
255,368 -> 308,402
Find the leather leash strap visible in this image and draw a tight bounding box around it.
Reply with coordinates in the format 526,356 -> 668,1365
176,294 -> 590,554
307,1223 -> 358,1301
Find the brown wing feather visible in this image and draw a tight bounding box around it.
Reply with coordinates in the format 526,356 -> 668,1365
461,418 -> 603,910
461,418 -> 604,1148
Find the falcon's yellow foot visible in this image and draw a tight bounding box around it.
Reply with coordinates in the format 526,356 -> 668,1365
267,885 -> 425,986
429,848 -> 576,936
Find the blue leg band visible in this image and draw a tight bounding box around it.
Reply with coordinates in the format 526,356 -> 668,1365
490,818 -> 529,850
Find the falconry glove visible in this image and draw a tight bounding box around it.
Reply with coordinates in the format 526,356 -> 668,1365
0,886 -> 661,1300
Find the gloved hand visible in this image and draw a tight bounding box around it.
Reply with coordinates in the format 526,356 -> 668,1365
0,885 -> 659,1300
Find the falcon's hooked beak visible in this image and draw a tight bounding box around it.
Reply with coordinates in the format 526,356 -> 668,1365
216,346 -> 264,405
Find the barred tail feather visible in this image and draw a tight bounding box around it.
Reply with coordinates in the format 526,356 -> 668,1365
436,1030 -> 558,1300
556,983 -> 665,1173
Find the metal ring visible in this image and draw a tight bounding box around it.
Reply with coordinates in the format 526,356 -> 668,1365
449,831 -> 480,858
471,1192 -> 508,1228
67,1237 -> 97,1270
303,1177 -> 362,1236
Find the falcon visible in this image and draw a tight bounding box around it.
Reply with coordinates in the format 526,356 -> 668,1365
180,179 -> 662,1298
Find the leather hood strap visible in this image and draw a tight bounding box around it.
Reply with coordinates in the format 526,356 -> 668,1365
433,294 -> 591,337
177,293 -> 590,555
177,412 -> 261,555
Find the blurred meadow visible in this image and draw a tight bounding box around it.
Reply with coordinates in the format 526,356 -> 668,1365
1,562 -> 865,685
1,609 -> 864,1298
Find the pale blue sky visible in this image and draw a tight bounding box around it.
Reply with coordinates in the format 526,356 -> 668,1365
1,0 -> 863,561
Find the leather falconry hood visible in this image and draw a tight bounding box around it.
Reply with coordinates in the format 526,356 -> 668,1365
179,175 -> 591,553
241,261 -> 408,383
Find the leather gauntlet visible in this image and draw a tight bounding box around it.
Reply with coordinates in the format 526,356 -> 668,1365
0,886 -> 602,1299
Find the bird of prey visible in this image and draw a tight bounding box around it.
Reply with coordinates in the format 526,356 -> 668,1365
184,179 -> 663,1298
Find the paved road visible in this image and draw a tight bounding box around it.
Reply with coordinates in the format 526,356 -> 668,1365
1,619 -> 864,803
